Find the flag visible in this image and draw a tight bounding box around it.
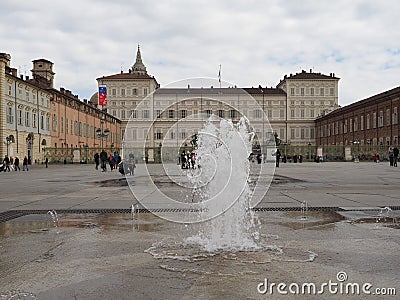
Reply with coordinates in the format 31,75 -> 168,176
218,64 -> 221,84
98,86 -> 107,106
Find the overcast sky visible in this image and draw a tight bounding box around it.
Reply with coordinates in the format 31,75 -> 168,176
1,0 -> 399,106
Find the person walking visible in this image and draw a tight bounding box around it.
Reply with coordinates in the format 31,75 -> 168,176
393,146 -> 399,167
94,152 -> 100,170
14,156 -> 20,171
45,157 -> 48,168
388,147 -> 394,167
276,149 -> 281,168
22,156 -> 29,171
100,150 -> 107,172
3,155 -> 11,172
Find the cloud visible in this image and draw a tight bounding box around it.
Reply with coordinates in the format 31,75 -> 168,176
1,0 -> 400,105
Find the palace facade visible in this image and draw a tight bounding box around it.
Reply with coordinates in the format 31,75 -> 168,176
96,47 -> 340,162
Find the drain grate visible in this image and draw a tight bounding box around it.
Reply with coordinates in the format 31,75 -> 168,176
1,206 -> 399,224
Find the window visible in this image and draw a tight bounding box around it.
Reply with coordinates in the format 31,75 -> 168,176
168,109 -> 174,119
310,88 -> 314,96
6,107 -> 13,123
143,110 -> 149,119
61,117 -> 64,133
290,128 -> 295,139
155,131 -> 163,140
310,109 -> 314,118
230,110 -> 237,119
121,110 -> 126,119
360,115 -> 364,130
218,110 -> 224,118
112,89 -> 116,96
300,88 -> 304,96
354,117 -> 358,132
132,88 -> 138,95
310,128 -> 315,139
320,88 -> 324,96
393,107 -> 398,125
279,109 -> 284,118
349,118 -> 353,132
181,110 -> 187,119
373,112 -> 376,128
366,114 -> 370,129
52,114 -> 57,131
170,131 -> 175,139
291,110 -> 295,118
344,119 -> 347,133
378,111 -> 383,127
310,100 -> 314,105
386,109 -> 390,126
18,110 -> 23,125
180,131 -> 186,139
206,109 -> 212,117
121,89 -> 125,96
46,116 -> 50,131
112,110 -> 116,117
79,122 -> 82,136
301,128 -> 305,139
131,110 -> 138,119
290,88 -> 295,96
41,115 -> 44,129
254,109 -> 262,119
156,109 -> 161,118
300,109 -> 305,118
32,113 -> 36,128
280,128 -> 285,140
330,88 -> 334,96
143,88 -> 148,96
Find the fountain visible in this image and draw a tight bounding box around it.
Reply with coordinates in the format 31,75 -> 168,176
186,117 -> 261,251
47,210 -> 60,234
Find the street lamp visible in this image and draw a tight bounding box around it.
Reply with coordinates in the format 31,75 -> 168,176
85,143 -> 89,164
96,111 -> 110,150
352,140 -> 360,162
4,135 -> 13,157
308,142 -> 312,161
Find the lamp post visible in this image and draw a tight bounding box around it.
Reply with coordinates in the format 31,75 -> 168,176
85,143 -> 89,164
96,112 -> 110,150
308,142 -> 311,161
353,140 -> 360,162
5,135 -> 13,157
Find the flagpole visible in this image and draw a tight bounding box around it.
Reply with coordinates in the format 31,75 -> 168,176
218,64 -> 221,88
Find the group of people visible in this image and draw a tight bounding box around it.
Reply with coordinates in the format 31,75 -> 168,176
2,155 -> 29,172
181,151 -> 196,169
94,151 -> 136,175
387,146 -> 399,167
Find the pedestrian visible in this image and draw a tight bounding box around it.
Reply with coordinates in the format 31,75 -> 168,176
3,155 -> 11,172
9,157 -> 14,171
388,147 -> 394,167
129,159 -> 136,175
22,156 -> 29,171
276,149 -> 281,168
14,156 -> 20,171
45,157 -> 48,168
94,152 -> 100,170
100,150 -> 107,172
393,146 -> 399,167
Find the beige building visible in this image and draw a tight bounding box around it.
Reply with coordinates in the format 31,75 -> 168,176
0,53 -> 51,164
96,48 -> 340,160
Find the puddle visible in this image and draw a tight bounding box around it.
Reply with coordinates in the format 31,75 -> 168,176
0,213 -> 163,237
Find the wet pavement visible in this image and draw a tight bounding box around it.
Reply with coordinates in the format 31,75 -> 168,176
0,162 -> 399,299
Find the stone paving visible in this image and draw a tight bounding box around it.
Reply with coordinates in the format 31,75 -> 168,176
0,162 -> 399,300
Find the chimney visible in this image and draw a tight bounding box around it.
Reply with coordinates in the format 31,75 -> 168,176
11,68 -> 17,76
60,87 -> 65,93
310,69 -> 312,73
25,75 -> 29,80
